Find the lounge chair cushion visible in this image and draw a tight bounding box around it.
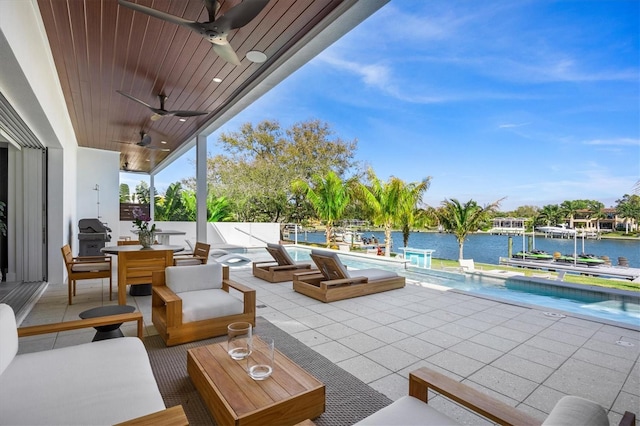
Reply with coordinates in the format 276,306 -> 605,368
354,268 -> 399,281
267,243 -> 295,266
166,263 -> 223,293
0,337 -> 165,425
0,304 -> 18,376
70,262 -> 110,272
353,395 -> 459,425
180,289 -> 244,323
542,396 -> 609,426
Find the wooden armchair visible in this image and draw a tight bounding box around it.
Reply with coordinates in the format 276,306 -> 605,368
60,244 -> 112,305
173,241 -> 210,266
355,367 -> 636,426
151,263 -> 256,346
117,249 -> 173,305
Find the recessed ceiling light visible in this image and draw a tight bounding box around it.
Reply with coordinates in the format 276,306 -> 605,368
161,148 -> 170,152
212,77 -> 223,83
161,140 -> 167,144
179,118 -> 186,122
246,51 -> 267,63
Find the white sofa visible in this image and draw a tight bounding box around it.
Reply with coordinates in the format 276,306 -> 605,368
355,367 -> 635,426
0,303 -> 186,425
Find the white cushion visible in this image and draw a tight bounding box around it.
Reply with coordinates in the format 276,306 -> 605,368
174,258 -> 204,266
0,337 -> 165,425
543,395 -> 609,426
267,243 -> 295,265
0,304 -> 18,376
71,262 -> 110,272
166,262 -> 222,293
180,289 -> 244,323
312,250 -> 350,279
354,395 -> 460,425
352,268 -> 398,281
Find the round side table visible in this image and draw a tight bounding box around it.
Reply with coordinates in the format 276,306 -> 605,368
79,305 -> 136,341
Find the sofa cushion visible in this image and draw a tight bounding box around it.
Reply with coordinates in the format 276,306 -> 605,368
354,395 -> 460,425
166,262 -> 222,293
542,395 -> 609,426
0,337 -> 165,425
70,262 -> 110,272
0,304 -> 18,376
180,289 -> 244,323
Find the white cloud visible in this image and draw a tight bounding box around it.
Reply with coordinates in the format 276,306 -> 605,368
583,138 -> 639,146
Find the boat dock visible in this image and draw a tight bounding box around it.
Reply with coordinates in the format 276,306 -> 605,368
499,257 -> 640,282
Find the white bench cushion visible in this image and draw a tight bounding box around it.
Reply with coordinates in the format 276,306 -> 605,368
354,395 -> 459,425
0,337 -> 165,425
71,262 -> 110,272
166,262 -> 222,292
180,289 -> 244,323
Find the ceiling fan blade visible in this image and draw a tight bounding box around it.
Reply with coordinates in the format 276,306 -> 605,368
117,0 -> 195,27
212,39 -> 241,66
116,90 -> 154,109
203,0 -> 220,22
218,0 -> 270,30
150,113 -> 164,121
170,110 -> 208,118
139,133 -> 152,146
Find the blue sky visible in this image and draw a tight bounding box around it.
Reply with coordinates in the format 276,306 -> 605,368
123,0 -> 639,212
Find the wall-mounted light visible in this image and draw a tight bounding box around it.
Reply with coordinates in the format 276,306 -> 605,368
246,51 -> 267,63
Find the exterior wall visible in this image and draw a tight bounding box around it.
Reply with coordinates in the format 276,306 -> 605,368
1,1 -> 79,284
76,148 -> 120,244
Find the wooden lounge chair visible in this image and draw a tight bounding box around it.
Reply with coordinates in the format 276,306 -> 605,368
252,243 -> 315,283
173,241 -> 210,266
292,250 -> 405,303
355,367 -> 636,426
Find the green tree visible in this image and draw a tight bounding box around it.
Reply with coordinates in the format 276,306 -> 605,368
352,169 -> 411,256
537,204 -> 563,227
292,171 -> 350,247
155,183 -> 187,221
615,194 -> 640,234
119,184 -> 131,203
394,178 -> 432,248
587,200 -> 605,232
202,119 -> 358,223
135,181 -> 151,204
436,198 -> 503,260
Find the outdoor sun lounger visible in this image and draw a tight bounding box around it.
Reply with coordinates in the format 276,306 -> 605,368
292,249 -> 405,302
252,243 -> 316,283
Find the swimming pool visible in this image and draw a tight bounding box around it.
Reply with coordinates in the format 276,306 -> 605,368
286,246 -> 640,329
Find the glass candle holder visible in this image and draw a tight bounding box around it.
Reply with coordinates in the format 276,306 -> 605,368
247,338 -> 274,380
227,322 -> 252,360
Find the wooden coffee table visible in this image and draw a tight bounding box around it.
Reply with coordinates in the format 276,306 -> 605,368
187,337 -> 325,426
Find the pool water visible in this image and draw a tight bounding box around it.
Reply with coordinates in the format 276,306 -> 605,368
286,247 -> 640,328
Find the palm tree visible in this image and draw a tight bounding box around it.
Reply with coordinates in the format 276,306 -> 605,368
560,200 -> 583,228
353,170 -> 423,256
292,171 -> 350,246
587,200 -> 605,233
395,178 -> 432,248
537,204 -> 563,226
436,198 -> 503,260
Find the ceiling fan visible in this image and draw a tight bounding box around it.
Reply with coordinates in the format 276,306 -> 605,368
114,131 -> 170,151
117,0 -> 270,66
116,90 -> 208,121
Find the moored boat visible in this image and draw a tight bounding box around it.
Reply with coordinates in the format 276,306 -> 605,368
512,250 -> 554,261
555,253 -> 605,266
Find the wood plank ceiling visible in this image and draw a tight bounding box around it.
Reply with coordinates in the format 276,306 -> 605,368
37,0 -> 348,173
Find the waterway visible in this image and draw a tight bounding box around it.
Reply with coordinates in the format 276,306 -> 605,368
293,231 -> 640,268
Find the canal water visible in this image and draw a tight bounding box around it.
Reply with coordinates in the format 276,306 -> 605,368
294,231 -> 640,268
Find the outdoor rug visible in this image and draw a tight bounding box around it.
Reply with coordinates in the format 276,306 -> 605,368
144,317 -> 392,425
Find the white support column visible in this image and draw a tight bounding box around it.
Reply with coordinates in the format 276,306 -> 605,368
196,134 -> 207,242
149,174 -> 155,220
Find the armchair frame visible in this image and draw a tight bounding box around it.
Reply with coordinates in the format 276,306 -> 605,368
398,367 -> 635,426
151,266 -> 256,346
61,244 -> 112,305
173,241 -> 210,265
15,313 -> 188,426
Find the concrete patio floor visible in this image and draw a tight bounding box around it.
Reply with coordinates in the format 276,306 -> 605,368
17,250 -> 640,425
